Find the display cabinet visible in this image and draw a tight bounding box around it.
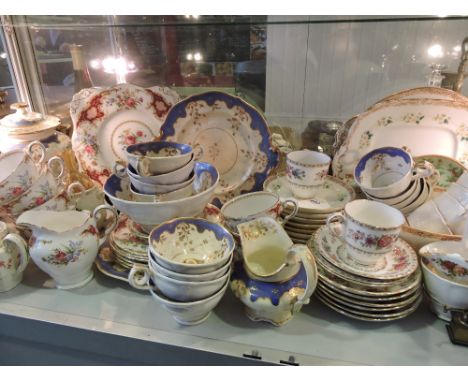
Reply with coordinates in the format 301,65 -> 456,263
1,15 -> 468,366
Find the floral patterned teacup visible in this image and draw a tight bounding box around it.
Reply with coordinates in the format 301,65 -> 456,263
0,141 -> 46,205
326,199 -> 405,266
67,181 -> 105,212
16,205 -> 118,289
4,156 -> 65,217
286,150 -> 330,198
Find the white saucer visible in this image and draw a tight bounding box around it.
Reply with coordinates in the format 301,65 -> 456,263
312,224 -> 419,280
264,174 -> 355,213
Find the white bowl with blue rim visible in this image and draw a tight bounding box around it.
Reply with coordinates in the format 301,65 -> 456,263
104,162 -> 219,232
127,157 -> 195,185
149,217 -> 235,274
126,141 -> 201,176
149,278 -> 229,325
148,248 -> 233,281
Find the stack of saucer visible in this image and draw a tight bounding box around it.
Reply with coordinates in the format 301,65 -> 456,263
264,173 -> 355,244
308,224 -> 422,322
108,214 -> 149,271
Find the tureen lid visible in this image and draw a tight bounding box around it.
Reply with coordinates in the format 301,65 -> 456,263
0,102 -> 60,135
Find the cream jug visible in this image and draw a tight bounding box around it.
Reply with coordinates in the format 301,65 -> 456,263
231,217 -> 318,325
16,205 -> 117,289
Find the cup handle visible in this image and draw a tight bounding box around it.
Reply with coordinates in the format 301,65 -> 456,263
325,212 -> 346,242
67,181 -> 86,197
286,244 -> 318,313
47,156 -> 65,181
412,160 -> 436,181
3,233 -> 29,274
193,143 -> 204,160
26,140 -> 46,165
92,205 -> 118,246
128,264 -> 151,290
113,163 -> 128,178
281,199 -> 299,223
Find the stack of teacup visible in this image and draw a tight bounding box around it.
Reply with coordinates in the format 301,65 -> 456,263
0,141 -> 66,217
123,141 -> 203,201
309,199 -> 423,321
262,149 -> 355,244
354,147 -> 436,216
129,217 -> 235,326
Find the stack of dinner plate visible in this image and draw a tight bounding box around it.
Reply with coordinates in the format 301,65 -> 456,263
264,173 -> 355,244
308,225 -> 423,322
108,214 -> 149,271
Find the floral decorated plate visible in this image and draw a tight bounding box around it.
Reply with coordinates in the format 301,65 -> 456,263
317,268 -> 421,301
159,91 -> 279,207
414,154 -> 466,192
312,224 -> 419,280
95,242 -> 131,282
374,87 -> 468,105
71,84 -> 180,187
264,174 -> 355,214
316,289 -> 422,322
317,283 -> 422,312
332,99 -> 468,186
110,214 -> 148,255
312,239 -> 421,288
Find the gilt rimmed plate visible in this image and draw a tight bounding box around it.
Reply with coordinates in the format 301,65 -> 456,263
317,283 -> 422,311
71,84 -> 180,187
316,264 -> 421,300
95,242 -> 130,282
316,289 -> 422,322
159,91 -> 279,207
332,99 -> 468,185
374,87 -> 468,105
264,174 -> 355,213
312,225 -> 419,280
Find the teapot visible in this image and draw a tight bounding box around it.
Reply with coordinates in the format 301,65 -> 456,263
230,217 -> 318,326
16,205 -> 117,289
0,221 -> 29,292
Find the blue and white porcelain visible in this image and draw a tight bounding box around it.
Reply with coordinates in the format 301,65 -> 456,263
159,91 -> 279,207
126,141 -> 200,176
149,217 -> 235,274
127,157 -> 195,186
104,162 -> 219,232
354,146 -> 434,199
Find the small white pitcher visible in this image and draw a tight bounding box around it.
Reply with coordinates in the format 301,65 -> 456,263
0,222 -> 29,292
16,205 -> 117,289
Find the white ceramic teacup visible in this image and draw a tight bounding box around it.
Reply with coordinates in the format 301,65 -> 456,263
220,191 -> 299,235
354,147 -> 436,199
286,150 -> 330,198
326,199 -> 405,266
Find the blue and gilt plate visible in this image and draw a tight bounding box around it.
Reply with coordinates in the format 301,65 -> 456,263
159,91 -> 279,207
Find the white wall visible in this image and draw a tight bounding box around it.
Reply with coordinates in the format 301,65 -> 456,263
265,17 -> 468,135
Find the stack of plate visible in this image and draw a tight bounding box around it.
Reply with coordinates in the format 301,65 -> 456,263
308,224 -> 423,322
264,173 -> 355,244
108,214 -> 149,271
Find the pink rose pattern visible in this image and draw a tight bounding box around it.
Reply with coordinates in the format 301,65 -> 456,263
347,228 -> 397,251
42,240 -> 87,266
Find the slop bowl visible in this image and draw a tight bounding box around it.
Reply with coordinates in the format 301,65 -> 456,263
104,162 -> 218,232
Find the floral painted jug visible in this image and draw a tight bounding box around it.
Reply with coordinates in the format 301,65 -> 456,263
16,205 -> 117,289
0,221 -> 29,292
230,217 -> 318,326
